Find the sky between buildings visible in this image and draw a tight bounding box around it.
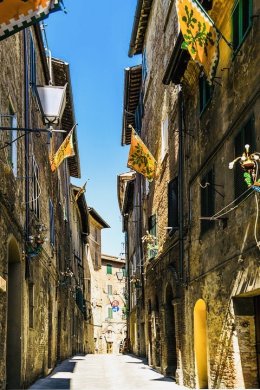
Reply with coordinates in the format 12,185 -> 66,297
46,0 -> 141,257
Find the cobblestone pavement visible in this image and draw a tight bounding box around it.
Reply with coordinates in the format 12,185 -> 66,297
29,354 -> 188,390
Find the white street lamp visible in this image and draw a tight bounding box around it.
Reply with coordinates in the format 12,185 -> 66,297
36,83 -> 67,125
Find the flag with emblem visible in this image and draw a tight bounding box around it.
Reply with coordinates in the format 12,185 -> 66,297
127,129 -> 157,182
74,182 -> 87,203
0,0 -> 63,42
177,0 -> 220,84
50,127 -> 75,172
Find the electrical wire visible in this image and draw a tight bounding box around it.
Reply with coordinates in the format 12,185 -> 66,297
209,186 -> 253,220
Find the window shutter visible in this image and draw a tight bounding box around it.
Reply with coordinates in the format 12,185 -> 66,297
168,178 -> 179,231
107,285 -> 112,295
232,3 -> 240,51
108,307 -> 113,319
107,264 -> 112,275
200,168 -> 215,234
148,215 -> 157,237
49,199 -> 55,245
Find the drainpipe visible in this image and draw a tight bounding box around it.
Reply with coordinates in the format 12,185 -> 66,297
24,30 -> 30,278
178,87 -> 184,283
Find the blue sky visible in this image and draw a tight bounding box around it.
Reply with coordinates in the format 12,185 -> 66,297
46,0 -> 140,257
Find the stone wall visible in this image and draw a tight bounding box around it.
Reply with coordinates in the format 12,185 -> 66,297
126,0 -> 260,388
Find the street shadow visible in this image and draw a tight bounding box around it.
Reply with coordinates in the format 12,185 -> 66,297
150,377 -> 175,382
30,378 -> 70,389
57,361 -> 76,372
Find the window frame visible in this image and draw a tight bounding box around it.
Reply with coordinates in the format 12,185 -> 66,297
29,32 -> 37,88
106,264 -> 112,275
234,116 -> 255,200
7,111 -> 18,177
232,0 -> 253,54
31,155 -> 40,219
161,115 -> 169,161
199,75 -> 212,115
200,168 -> 215,235
168,177 -> 179,235
49,198 -> 55,246
108,307 -> 113,319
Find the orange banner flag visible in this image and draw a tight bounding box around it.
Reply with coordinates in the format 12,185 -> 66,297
127,129 -> 157,182
50,128 -> 75,172
0,0 -> 62,41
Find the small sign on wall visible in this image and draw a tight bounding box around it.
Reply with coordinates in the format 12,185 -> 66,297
0,276 -> 6,292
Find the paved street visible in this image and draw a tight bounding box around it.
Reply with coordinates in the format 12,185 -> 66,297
29,354 -> 187,390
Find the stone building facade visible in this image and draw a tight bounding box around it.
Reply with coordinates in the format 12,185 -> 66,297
0,26 -> 90,389
99,254 -> 127,354
120,0 -> 260,388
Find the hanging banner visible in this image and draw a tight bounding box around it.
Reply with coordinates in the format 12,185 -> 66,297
127,130 -> 157,182
176,0 -> 220,84
0,0 -> 63,41
74,182 -> 87,203
50,128 -> 75,172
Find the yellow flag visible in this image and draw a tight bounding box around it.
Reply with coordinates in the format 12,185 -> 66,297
127,130 -> 157,182
0,1 -> 62,41
177,0 -> 220,84
74,182 -> 87,203
50,129 -> 75,172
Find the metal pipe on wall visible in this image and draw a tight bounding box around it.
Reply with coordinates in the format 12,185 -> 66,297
178,87 -> 184,283
23,29 -> 30,278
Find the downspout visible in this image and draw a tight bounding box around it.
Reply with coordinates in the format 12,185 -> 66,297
178,87 -> 184,283
24,30 -> 30,278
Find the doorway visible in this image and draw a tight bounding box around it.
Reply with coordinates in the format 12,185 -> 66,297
165,285 -> 177,377
107,342 -> 113,354
194,299 -> 208,389
6,238 -> 22,389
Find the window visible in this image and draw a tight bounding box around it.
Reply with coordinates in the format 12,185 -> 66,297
135,93 -> 144,134
201,168 -> 215,234
232,0 -> 253,52
234,117 -> 255,199
87,279 -> 91,294
30,33 -> 37,87
7,109 -> 18,177
29,283 -> 34,328
95,251 -> 98,268
142,49 -> 148,83
122,267 -> 126,277
31,156 -> 40,219
148,214 -> 157,237
161,116 -> 168,160
107,264 -> 112,275
107,285 -> 112,295
148,214 -> 157,260
49,199 -> 55,246
108,307 -> 113,319
168,178 -> 179,233
199,75 -> 212,114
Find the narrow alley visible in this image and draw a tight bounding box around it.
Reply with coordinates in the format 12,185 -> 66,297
29,355 -> 185,390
